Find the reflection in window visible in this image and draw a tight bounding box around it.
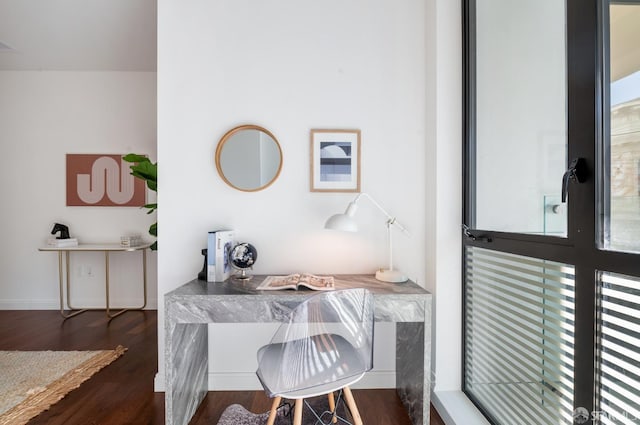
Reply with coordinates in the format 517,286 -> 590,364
606,4 -> 640,253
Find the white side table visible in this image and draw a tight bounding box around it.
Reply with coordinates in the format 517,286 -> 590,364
39,243 -> 151,319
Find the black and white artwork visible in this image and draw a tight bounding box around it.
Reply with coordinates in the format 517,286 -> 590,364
311,129 -> 361,192
320,141 -> 352,182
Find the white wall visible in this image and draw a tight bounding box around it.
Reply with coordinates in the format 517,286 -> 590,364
0,71 -> 158,309
158,0 -> 427,389
428,0 -> 463,394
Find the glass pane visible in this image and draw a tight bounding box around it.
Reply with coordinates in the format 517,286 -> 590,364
596,272 -> 640,423
604,3 -> 640,253
474,0 -> 567,235
464,247 -> 575,425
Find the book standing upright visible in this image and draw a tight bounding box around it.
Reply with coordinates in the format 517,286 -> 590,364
207,230 -> 235,282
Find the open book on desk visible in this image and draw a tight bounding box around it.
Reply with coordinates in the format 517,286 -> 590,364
257,273 -> 335,291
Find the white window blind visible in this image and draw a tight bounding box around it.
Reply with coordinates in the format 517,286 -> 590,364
597,272 -> 640,424
465,247 -> 576,424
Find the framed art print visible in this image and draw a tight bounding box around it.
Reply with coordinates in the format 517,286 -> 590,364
66,154 -> 146,206
310,129 -> 361,192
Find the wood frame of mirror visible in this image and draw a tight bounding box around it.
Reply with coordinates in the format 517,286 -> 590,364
215,124 -> 283,192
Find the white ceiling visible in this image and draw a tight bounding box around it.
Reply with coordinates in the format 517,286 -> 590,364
0,0 -> 156,71
0,2 -> 634,77
611,5 -> 640,81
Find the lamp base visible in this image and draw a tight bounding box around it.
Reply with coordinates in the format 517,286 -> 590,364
375,268 -> 408,283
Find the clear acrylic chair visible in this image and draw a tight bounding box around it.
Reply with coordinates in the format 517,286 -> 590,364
256,288 -> 374,425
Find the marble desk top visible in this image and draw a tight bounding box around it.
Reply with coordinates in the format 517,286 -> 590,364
168,274 -> 430,297
166,274 -> 431,324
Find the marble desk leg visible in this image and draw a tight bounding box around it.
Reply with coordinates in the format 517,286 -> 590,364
396,321 -> 430,425
166,322 -> 208,425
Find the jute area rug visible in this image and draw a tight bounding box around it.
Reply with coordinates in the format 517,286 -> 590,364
0,345 -> 126,425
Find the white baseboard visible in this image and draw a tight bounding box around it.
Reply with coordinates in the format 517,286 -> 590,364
153,370 -> 396,393
154,372 -> 164,392
0,299 -> 59,309
432,390 -> 491,425
0,298 -> 158,310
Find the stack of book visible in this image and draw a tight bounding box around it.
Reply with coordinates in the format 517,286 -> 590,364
47,238 -> 79,248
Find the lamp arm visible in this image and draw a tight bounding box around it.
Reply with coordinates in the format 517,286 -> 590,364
353,193 -> 409,234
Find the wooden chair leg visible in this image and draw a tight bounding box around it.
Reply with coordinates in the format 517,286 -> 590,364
266,396 -> 282,425
293,398 -> 304,425
327,392 -> 337,423
343,386 -> 363,425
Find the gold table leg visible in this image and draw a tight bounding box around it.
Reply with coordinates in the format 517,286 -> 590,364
106,248 -> 148,319
58,251 -> 88,319
54,248 -> 149,320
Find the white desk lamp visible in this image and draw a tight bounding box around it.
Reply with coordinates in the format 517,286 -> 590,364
324,192 -> 409,283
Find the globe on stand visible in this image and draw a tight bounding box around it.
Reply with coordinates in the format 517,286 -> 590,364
229,242 -> 258,280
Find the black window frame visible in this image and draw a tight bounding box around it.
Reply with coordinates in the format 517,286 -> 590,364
461,0 -> 640,422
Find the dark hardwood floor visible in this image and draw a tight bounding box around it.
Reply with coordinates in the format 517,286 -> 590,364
0,310 -> 445,425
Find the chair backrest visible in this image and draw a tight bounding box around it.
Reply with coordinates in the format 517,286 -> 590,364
257,288 -> 374,397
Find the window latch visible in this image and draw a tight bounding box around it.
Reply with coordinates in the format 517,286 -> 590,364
561,157 -> 587,203
462,224 -> 492,242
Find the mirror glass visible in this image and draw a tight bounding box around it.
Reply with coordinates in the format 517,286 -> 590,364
215,125 -> 283,191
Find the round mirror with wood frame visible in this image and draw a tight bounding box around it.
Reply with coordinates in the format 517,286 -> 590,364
215,125 -> 283,192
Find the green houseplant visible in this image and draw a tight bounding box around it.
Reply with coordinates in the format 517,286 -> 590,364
123,154 -> 157,250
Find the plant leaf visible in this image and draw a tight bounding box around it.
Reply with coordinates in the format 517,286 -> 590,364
143,203 -> 157,214
149,222 -> 157,237
130,162 -> 157,182
122,153 -> 150,164
125,153 -> 158,250
123,154 -> 157,193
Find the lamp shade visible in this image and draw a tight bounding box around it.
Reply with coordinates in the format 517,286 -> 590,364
324,213 -> 358,232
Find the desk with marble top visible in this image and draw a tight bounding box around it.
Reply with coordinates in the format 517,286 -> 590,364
164,274 -> 432,425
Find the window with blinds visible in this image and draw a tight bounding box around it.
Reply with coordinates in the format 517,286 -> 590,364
464,247 -> 576,424
596,272 -> 640,424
